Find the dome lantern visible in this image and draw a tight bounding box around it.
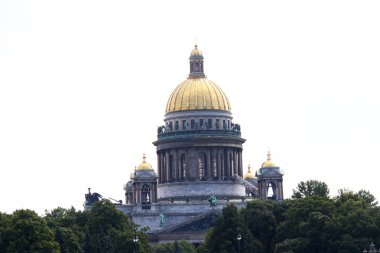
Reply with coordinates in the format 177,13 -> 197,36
137,153 -> 153,170
244,164 -> 255,179
189,44 -> 205,78
261,150 -> 277,168
165,45 -> 231,113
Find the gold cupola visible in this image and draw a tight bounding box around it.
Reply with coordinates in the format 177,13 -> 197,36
261,150 -> 277,168
165,45 -> 231,113
136,154 -> 153,170
244,164 -> 255,179
190,44 -> 203,57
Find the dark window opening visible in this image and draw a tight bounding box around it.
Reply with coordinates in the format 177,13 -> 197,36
141,185 -> 150,204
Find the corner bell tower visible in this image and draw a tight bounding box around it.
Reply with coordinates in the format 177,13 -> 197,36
256,151 -> 284,201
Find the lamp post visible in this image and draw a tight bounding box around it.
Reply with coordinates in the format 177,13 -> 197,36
237,233 -> 242,253
133,226 -> 138,253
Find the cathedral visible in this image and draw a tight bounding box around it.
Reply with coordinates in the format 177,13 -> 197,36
85,45 -> 284,243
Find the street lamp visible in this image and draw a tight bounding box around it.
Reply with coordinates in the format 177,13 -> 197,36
133,227 -> 139,253
237,233 -> 242,253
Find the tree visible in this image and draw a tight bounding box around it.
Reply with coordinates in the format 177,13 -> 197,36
85,199 -> 152,253
5,209 -> 60,253
240,199 -> 277,253
275,196 -> 336,253
292,180 -> 329,199
0,212 -> 11,252
152,240 -> 195,253
358,189 -> 378,206
203,204 -> 257,253
44,207 -> 88,253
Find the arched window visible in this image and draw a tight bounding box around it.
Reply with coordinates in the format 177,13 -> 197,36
180,154 -> 186,180
266,182 -> 277,200
199,153 -> 207,180
141,185 -> 150,204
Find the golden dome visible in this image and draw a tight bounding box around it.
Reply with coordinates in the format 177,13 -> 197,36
190,44 -> 202,56
166,78 -> 231,113
261,150 -> 277,168
137,154 -> 153,170
244,164 -> 255,179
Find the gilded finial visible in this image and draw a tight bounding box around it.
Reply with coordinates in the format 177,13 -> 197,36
142,153 -> 146,163
267,149 -> 272,161
247,164 -> 252,173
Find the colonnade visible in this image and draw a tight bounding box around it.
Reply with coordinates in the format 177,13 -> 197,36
157,147 -> 243,184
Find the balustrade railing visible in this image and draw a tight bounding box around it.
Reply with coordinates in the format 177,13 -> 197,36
157,129 -> 241,139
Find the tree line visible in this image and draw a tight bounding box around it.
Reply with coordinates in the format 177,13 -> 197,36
199,180 -> 380,253
1,180 -> 379,253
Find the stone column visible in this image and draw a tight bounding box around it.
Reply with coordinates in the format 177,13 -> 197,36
195,151 -> 199,180
160,153 -> 165,183
226,150 -> 230,179
185,150 -> 189,180
136,184 -> 140,203
165,151 -> 170,183
175,150 -> 179,181
238,150 -> 243,177
217,149 -> 222,180
133,190 -> 136,204
158,153 -> 161,183
233,150 -> 238,175
207,150 -> 212,180
279,180 -> 284,200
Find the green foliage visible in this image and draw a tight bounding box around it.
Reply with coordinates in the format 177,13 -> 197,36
0,212 -> 11,252
4,209 -> 60,253
240,199 -> 277,253
44,200 -> 152,253
44,207 -> 88,253
201,181 -> 380,253
204,204 -> 257,253
152,240 -> 195,253
292,180 -> 329,199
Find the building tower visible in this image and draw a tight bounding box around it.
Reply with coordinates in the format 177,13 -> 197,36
124,154 -> 158,209
153,45 -> 246,201
256,151 -> 284,201
244,164 -> 257,197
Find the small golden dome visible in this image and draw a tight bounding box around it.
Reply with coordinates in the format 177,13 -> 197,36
137,154 -> 153,170
166,78 -> 231,113
244,164 -> 255,179
190,44 -> 202,56
261,150 -> 277,168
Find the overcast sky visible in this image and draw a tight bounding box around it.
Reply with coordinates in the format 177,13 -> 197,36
1,0 -> 380,214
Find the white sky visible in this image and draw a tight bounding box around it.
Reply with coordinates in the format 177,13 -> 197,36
1,0 -> 380,214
